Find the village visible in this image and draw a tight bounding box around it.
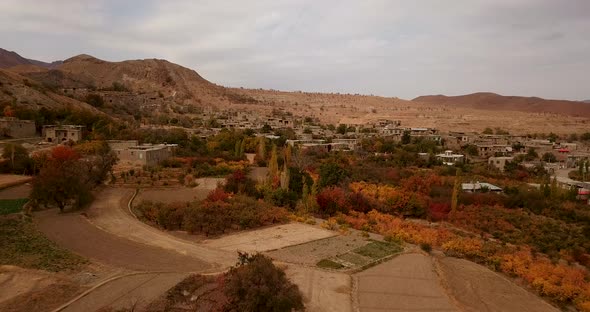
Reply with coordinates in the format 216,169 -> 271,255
1,108 -> 589,204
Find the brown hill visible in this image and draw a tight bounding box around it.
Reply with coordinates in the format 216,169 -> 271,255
55,54 -> 256,106
412,92 -> 590,118
0,48 -> 62,69
0,68 -> 99,112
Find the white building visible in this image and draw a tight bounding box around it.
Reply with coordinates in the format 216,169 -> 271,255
436,150 -> 464,165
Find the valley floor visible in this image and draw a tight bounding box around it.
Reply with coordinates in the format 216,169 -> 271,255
1,184 -> 562,312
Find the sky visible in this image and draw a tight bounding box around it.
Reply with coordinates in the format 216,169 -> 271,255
0,0 -> 589,100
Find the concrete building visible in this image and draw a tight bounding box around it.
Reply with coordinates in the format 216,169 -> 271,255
114,143 -> 177,166
477,144 -> 512,158
43,125 -> 84,143
0,117 -> 36,138
107,140 -> 139,151
436,150 -> 464,165
462,182 -> 503,193
488,156 -> 514,172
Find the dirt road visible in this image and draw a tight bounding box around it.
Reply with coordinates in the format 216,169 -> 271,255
85,188 -> 235,269
35,210 -> 210,273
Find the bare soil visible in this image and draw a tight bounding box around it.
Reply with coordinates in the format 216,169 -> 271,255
0,175 -> 32,190
283,264 -> 352,312
436,257 -> 559,312
202,223 -> 336,253
0,184 -> 31,200
354,253 -> 458,312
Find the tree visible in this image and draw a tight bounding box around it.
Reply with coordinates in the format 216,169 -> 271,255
30,146 -> 92,212
85,94 -> 104,108
525,148 -> 538,161
1,143 -> 32,174
483,127 -> 494,135
318,162 -> 349,189
542,152 -> 557,163
336,124 -> 347,135
463,144 -> 479,156
223,253 -> 304,312
401,131 -> 411,144
267,144 -> 279,186
451,169 -> 461,212
261,124 -> 272,133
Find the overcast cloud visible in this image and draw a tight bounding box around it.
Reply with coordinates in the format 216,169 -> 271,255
1,0 -> 588,100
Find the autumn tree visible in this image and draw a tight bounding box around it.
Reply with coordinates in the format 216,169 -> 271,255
30,146 -> 93,212
0,143 -> 33,174
223,253 -> 304,312
267,144 -> 279,186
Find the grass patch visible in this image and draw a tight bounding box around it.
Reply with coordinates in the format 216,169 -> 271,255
336,252 -> 372,267
0,198 -> 28,215
353,240 -> 402,260
0,216 -> 87,271
316,259 -> 344,270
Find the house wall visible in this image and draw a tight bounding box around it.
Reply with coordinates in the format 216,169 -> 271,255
0,119 -> 36,138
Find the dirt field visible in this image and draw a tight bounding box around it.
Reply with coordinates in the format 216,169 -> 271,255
202,223 -> 336,253
0,184 -> 31,200
267,234 -> 370,265
35,209 -> 211,272
436,257 -> 559,312
0,265 -> 84,312
354,253 -> 458,312
135,177 -> 224,204
284,264 -> 352,312
0,175 -> 32,190
136,187 -> 209,204
62,272 -> 188,312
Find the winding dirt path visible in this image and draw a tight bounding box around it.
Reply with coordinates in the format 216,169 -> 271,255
84,188 -> 235,270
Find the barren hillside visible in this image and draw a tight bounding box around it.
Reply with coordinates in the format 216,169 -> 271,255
56,54 -> 257,107
0,48 -> 61,69
413,92 -> 590,118
231,88 -> 590,134
0,68 -> 99,112
2,48 -> 589,134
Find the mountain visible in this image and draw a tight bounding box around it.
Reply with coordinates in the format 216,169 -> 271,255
412,92 -> 590,118
0,48 -> 62,69
0,67 -> 99,112
583,100 -> 590,103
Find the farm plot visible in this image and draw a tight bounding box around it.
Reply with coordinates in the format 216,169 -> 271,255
316,240 -> 403,271
202,223 -> 336,253
267,234 -> 369,266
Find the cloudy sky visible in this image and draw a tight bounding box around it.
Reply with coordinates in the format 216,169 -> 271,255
1,0 -> 589,100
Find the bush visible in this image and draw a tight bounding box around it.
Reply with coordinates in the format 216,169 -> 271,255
224,253 -> 304,312
420,243 -> 432,253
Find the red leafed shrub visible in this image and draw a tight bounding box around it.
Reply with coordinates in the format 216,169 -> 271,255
316,187 -> 349,216
50,145 -> 80,163
207,188 -> 230,202
428,202 -> 451,221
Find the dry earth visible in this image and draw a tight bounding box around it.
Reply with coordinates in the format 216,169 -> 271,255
35,209 -> 211,273
0,175 -> 32,190
0,184 -> 31,199
62,272 -> 188,312
436,257 -> 559,312
284,264 -> 352,312
201,223 -> 336,253
354,253 -> 458,312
